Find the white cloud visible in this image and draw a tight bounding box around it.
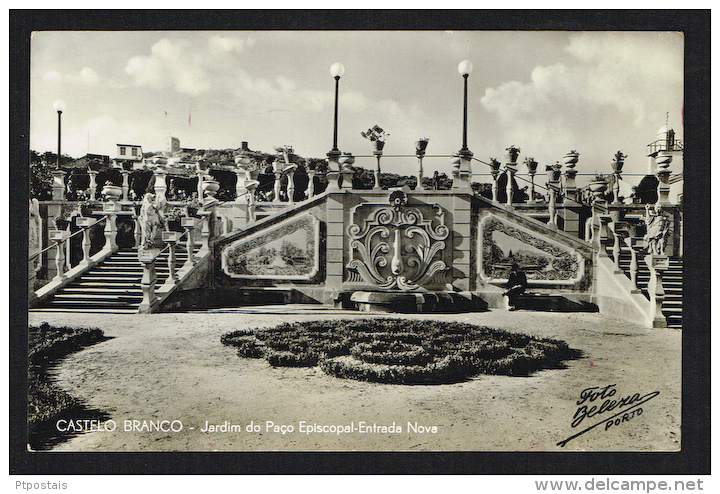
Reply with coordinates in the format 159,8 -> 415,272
209,35 -> 245,54
41,67 -> 101,85
43,70 -> 61,81
125,38 -> 212,96
480,32 -> 683,165
79,67 -> 100,85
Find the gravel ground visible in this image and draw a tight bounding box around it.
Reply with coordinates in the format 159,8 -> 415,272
28,306 -> 681,452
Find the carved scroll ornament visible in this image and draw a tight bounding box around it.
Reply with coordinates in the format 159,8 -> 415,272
347,200 -> 449,291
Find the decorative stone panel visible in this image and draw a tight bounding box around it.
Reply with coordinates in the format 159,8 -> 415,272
478,214 -> 583,284
346,197 -> 450,291
221,213 -> 320,280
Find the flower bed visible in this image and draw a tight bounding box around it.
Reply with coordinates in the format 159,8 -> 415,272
222,319 -> 579,385
28,323 -> 110,449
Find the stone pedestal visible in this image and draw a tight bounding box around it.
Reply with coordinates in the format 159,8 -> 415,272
76,216 -> 97,264
162,231 -> 180,285
181,217 -> 196,267
88,171 -> 98,200
326,149 -> 342,192
563,169 -> 578,204
99,204 -> 119,250
51,170 -> 66,201
121,170 -> 130,202
373,152 -> 383,190
646,254 -> 669,328
138,248 -> 160,313
153,167 -> 168,205
452,150 -> 473,190
505,164 -> 517,207
49,229 -> 69,281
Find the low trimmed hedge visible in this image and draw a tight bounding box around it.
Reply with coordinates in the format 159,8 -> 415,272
28,323 -> 110,449
222,319 -> 579,384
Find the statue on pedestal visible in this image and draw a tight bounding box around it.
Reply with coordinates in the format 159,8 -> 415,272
644,204 -> 670,255
139,193 -> 164,250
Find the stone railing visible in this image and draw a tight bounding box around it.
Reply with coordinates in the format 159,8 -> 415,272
30,214 -> 111,305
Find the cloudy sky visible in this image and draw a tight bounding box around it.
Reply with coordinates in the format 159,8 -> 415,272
30,30 -> 683,183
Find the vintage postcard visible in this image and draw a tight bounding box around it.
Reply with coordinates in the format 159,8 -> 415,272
12,11 -> 710,477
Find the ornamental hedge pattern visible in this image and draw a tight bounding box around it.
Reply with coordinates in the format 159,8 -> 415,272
222,319 -> 579,384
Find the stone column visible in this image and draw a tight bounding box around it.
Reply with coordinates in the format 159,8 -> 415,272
234,169 -> 246,202
564,168 -> 578,204
491,170 -> 499,202
373,151 -> 383,190
306,170 -> 316,199
49,230 -> 69,281
547,184 -> 558,229
452,149 -> 473,190
161,231 -> 179,286
505,164 -> 517,207
326,149 -> 341,192
181,217 -> 196,267
287,169 -> 296,204
121,170 -> 130,202
51,170 -> 66,201
197,171 -> 204,199
645,254 -> 669,328
101,204 -> 119,251
655,152 -> 672,205
88,171 -> 98,200
76,217 -> 96,264
138,248 -> 160,314
198,208 -> 214,255
153,167 -> 168,206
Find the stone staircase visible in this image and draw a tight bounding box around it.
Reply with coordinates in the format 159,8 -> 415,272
662,258 -> 683,328
30,246 -> 196,314
610,243 -> 683,328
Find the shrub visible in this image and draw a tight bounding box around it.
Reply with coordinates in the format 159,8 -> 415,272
28,323 -> 109,449
222,319 -> 579,384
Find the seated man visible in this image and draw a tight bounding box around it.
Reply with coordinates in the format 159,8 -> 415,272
503,263 -> 527,311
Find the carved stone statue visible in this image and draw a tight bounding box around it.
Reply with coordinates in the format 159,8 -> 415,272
138,193 -> 164,250
29,198 -> 41,250
644,204 -> 670,255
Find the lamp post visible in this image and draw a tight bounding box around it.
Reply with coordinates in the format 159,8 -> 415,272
458,60 -> 473,152
53,100 -> 66,169
454,61 -> 473,189
330,62 -> 344,152
327,62 -> 345,191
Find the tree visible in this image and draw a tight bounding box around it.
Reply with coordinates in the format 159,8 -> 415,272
29,150 -> 54,200
279,240 -> 305,266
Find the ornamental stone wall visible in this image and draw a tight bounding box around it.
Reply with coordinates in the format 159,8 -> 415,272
196,189 -> 597,310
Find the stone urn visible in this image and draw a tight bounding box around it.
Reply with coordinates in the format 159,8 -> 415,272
102,184 -> 123,202
611,151 -> 626,173
589,179 -> 608,200
373,140 -> 386,153
525,158 -> 539,175
655,151 -> 672,170
546,165 -> 562,183
201,179 -> 220,198
505,145 -> 521,164
562,151 -> 579,167
415,139 -> 429,156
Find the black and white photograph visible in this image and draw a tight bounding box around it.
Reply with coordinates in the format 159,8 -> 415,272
11,10 -> 710,479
